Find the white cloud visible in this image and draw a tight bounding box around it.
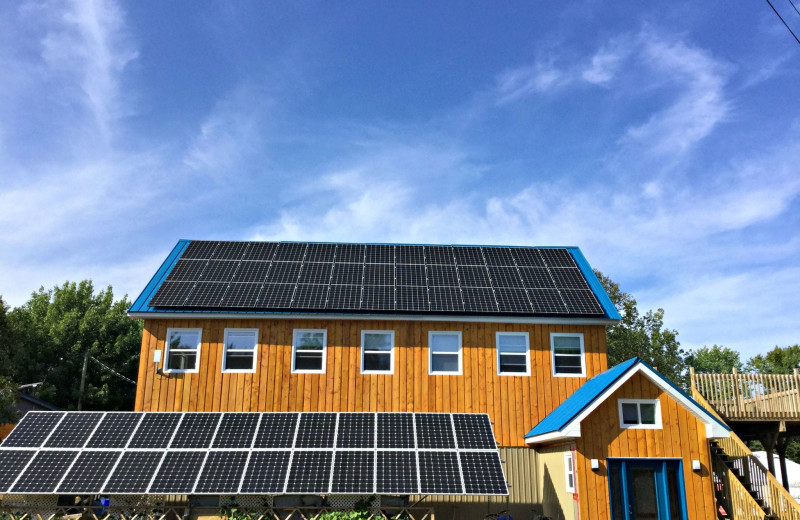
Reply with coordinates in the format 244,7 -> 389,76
494,61 -> 568,104
581,39 -> 629,84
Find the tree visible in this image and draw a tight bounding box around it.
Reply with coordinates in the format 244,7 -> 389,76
594,270 -> 688,387
687,345 -> 744,374
747,345 -> 800,374
6,281 -> 142,411
0,376 -> 19,423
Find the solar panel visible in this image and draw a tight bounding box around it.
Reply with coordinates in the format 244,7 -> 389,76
222,282 -> 263,307
459,452 -> 508,494
57,450 -> 122,493
102,451 -> 164,493
0,450 -> 36,491
149,451 -> 207,493
365,244 -> 394,263
0,411 -> 63,447
298,263 -> 333,284
428,286 -> 464,312
292,284 -> 329,309
286,451 -> 333,493
510,248 -> 545,267
86,413 -> 143,448
396,285 -> 429,312
273,243 -> 307,262
295,413 -> 336,448
487,266 -> 522,288
166,259 -> 206,281
170,412 -> 221,448
213,413 -> 261,448
148,281 -> 194,306
538,248 -> 576,267
377,413 -> 415,449
396,245 -> 425,264
336,413 -> 374,448
418,451 -> 463,494
201,260 -> 240,281
550,268 -> 590,289
181,241 -> 219,259
494,288 -> 532,313
335,244 -> 365,263
331,451 -> 374,493
264,262 -> 302,284
424,246 -> 454,265
427,265 -> 458,286
260,283 -> 295,307
458,265 -> 491,287
517,267 -> 555,288
213,242 -> 251,260
194,451 -> 248,493
186,282 -> 229,307
327,285 -> 362,310
528,288 -> 568,314
462,287 -> 499,313
240,451 -> 291,494
306,243 -> 337,262
331,263 -> 363,285
231,261 -> 271,283
396,264 -> 426,286
452,414 -> 497,449
242,242 -> 277,261
362,285 -> 395,311
45,412 -> 104,448
364,264 -> 394,285
128,413 -> 183,449
12,450 -> 78,493
415,414 -> 456,449
453,247 -> 485,266
561,289 -> 604,314
253,413 -> 298,448
376,451 -> 418,494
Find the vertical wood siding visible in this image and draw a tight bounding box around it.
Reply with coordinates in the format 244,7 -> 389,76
135,318 -> 608,447
574,373 -> 716,520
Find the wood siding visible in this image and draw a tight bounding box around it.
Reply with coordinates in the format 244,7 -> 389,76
574,372 -> 716,520
134,318 -> 608,447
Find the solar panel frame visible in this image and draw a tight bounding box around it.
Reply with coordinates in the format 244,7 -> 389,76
165,259 -> 207,281
415,414 -> 457,449
452,247 -> 485,266
461,287 -> 499,313
396,264 -> 427,286
102,451 -> 165,494
336,413 -> 375,448
494,288 -> 533,313
458,265 -> 492,287
331,451 -> 374,493
169,412 -> 221,449
0,411 -> 64,448
295,413 -> 337,448
451,414 -> 497,450
213,242 -> 251,260
459,451 -> 508,495
377,413 -> 415,449
148,280 -> 195,306
148,450 -> 207,494
510,248 -> 546,267
517,267 -> 556,289
0,450 -> 36,492
127,413 -> 183,449
376,451 -> 419,494
11,450 -> 79,493
538,248 -> 576,267
418,451 -> 463,494
253,413 -> 298,449
213,412 -> 261,449
428,286 -> 464,312
57,450 -> 123,493
239,451 -> 291,494
222,282 -> 264,308
260,283 -> 296,308
184,282 -> 229,307
193,451 -> 249,494
395,245 -> 425,264
285,451 -> 333,493
44,412 -> 105,448
242,242 -> 278,261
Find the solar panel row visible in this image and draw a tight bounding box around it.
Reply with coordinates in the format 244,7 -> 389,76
148,242 -> 604,316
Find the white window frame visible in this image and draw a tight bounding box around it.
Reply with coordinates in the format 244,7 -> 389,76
564,451 -> 576,493
291,329 -> 327,374
164,327 -> 202,374
428,331 -> 462,375
551,332 -> 586,377
222,328 -> 259,373
496,331 -> 530,376
361,330 -> 395,374
618,398 -> 662,429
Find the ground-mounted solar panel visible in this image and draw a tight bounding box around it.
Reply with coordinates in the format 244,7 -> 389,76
260,283 -> 296,308
185,281 -> 229,307
194,451 -> 249,493
460,452 -> 508,495
331,263 -> 363,285
560,289 -> 604,315
264,261 -> 302,284
336,413 -> 375,448
12,450 -> 78,493
376,451 -> 418,494
86,413 -> 143,448
517,267 -> 555,289
327,285 -> 362,310
201,260 -> 241,282
298,263 -> 334,284
57,451 -> 122,493
273,243 -> 307,262
234,261 -> 271,282
44,412 -> 104,448
292,284 -> 330,309
102,451 -> 165,493
396,245 -> 425,264
0,411 -> 64,447
0,450 -> 36,492
365,244 -> 394,264
451,414 -> 497,450
222,282 -> 264,307
428,286 -> 464,312
462,287 -> 499,313
528,289 -> 568,314
286,451 -> 333,493
377,413 -> 415,449
494,288 -> 532,313
213,413 -> 260,448
538,248 -> 576,267
242,242 -> 278,261
418,451 -> 463,494
253,413 -> 298,448
335,244 -> 365,263
170,412 -> 221,448
415,414 -> 456,449
149,451 -> 207,493
458,265 -> 491,287
362,285 -> 395,311
181,240 -> 220,259
453,247 -> 485,266
240,451 -> 291,494
424,246 -> 454,265
331,451 -> 374,493
395,285 -> 429,312
427,265 -> 458,286
127,413 -> 183,449
295,413 -> 336,448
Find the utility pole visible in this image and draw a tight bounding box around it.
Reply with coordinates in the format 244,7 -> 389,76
77,349 -> 89,411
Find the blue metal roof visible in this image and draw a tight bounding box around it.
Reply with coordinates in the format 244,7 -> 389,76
524,357 -> 729,439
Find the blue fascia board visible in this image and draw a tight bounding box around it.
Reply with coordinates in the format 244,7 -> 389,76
568,247 -> 621,321
128,240 -> 189,313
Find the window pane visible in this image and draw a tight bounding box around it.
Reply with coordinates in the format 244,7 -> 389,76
167,352 -> 197,370
553,335 -> 581,355
297,332 -> 325,349
621,403 -> 639,424
499,354 -> 527,373
498,334 -> 527,353
431,353 -> 459,373
431,333 -> 459,352
554,355 -> 583,374
364,333 -> 392,351
364,352 -> 391,372
227,331 -> 256,350
168,331 -> 199,350
640,403 -> 657,424
225,353 -> 254,371
295,351 -> 322,371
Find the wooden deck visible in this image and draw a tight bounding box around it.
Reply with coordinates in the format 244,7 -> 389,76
691,368 -> 800,422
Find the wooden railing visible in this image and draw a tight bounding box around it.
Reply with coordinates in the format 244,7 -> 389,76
710,447 -> 771,520
691,368 -> 800,420
694,390 -> 800,520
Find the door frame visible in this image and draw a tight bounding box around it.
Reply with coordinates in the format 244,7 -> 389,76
606,457 -> 689,520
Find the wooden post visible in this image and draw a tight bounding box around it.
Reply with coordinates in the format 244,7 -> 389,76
777,436 -> 791,491
689,367 -> 695,393
762,430 -> 779,478
794,368 -> 800,415
731,367 -> 741,417
77,349 -> 89,411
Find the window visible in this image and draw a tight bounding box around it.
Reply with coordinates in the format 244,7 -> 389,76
165,328 -> 201,373
551,333 -> 585,377
429,331 -> 462,375
361,330 -> 394,374
496,332 -> 530,375
564,452 -> 576,493
618,399 -> 662,429
292,329 -> 327,373
222,328 -> 258,372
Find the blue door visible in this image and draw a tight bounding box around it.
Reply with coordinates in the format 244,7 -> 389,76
608,459 -> 688,520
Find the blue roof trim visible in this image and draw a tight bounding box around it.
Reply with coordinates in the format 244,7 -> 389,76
568,247 -> 621,321
128,240 -> 189,313
524,357 -> 729,439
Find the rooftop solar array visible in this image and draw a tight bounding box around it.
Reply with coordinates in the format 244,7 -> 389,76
147,241 -> 604,317
0,411 -> 506,496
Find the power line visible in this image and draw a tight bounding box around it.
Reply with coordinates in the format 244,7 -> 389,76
766,0 -> 800,46
786,0 -> 800,18
89,356 -> 136,386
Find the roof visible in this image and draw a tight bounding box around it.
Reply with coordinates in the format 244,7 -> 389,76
524,357 -> 730,444
129,240 -> 620,321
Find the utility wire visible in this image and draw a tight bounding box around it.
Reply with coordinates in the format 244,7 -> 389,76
766,0 -> 800,46
89,356 -> 136,386
786,0 -> 800,18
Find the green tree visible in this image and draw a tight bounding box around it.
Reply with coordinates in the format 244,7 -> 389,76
746,345 -> 800,374
594,270 -> 688,387
7,281 -> 142,411
0,376 -> 20,423
687,345 -> 744,374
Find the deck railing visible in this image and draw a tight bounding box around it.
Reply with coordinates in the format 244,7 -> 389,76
690,368 -> 800,420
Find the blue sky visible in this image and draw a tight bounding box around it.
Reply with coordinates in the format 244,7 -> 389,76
1,1 -> 798,359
